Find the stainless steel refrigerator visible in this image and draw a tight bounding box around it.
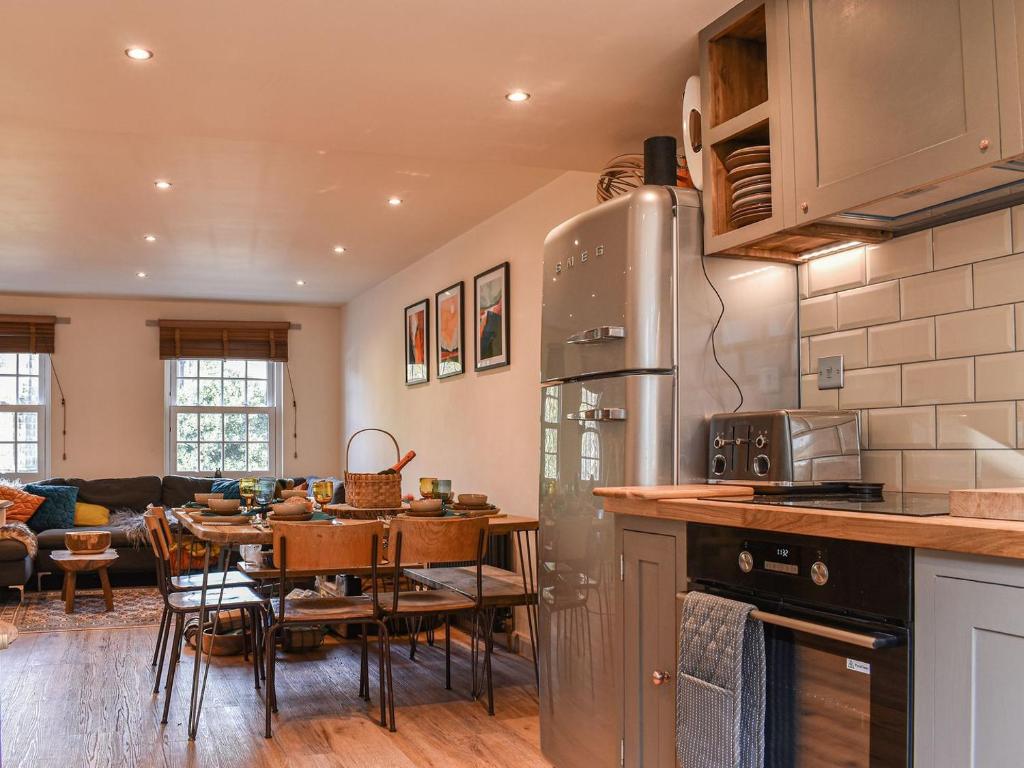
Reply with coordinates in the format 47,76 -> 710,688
538,186 -> 799,767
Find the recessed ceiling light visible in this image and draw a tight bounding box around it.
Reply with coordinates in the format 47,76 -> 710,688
125,47 -> 153,61
143,234 -> 157,242
296,279 -> 306,286
136,271 -> 148,278
505,90 -> 531,103
154,180 -> 172,190
333,245 -> 346,254
387,197 -> 403,206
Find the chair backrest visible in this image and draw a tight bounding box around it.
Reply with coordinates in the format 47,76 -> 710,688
143,506 -> 172,595
389,515 -> 489,566
273,520 -> 384,572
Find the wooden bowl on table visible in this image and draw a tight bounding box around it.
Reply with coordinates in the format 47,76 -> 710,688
64,530 -> 111,555
208,498 -> 241,514
280,489 -> 308,500
194,492 -> 224,505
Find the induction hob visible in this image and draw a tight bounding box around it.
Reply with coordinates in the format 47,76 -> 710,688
709,487 -> 950,517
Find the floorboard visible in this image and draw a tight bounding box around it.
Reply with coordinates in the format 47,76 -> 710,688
0,625 -> 552,768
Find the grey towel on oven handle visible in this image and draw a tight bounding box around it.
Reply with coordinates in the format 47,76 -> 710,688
676,591 -> 766,768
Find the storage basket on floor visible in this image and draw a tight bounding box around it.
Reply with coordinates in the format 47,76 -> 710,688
344,428 -> 403,509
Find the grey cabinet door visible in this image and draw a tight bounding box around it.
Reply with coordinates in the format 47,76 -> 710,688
918,568 -> 1024,766
788,0 -> 1001,222
622,530 -> 677,768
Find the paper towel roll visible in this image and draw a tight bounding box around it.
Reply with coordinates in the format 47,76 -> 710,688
681,76 -> 703,191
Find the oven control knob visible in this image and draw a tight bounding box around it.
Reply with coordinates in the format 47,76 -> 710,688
738,550 -> 754,573
753,454 -> 771,477
811,561 -> 829,586
754,434 -> 767,449
712,454 -> 727,476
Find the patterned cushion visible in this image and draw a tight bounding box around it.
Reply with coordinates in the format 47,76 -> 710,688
0,485 -> 45,523
211,479 -> 241,500
24,483 -> 78,533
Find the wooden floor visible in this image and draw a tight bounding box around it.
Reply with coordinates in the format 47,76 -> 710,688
0,625 -> 552,768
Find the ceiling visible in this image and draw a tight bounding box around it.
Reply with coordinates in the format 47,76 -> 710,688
0,0 -> 730,304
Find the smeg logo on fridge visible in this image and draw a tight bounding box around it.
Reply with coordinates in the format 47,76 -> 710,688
555,244 -> 604,275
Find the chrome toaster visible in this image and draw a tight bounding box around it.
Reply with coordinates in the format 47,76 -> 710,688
707,409 -> 862,486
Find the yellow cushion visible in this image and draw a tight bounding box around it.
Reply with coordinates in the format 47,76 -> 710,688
74,502 -> 110,527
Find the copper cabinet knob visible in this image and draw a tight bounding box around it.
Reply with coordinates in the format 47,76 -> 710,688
801,202 -> 809,213
980,138 -> 991,151
651,670 -> 671,686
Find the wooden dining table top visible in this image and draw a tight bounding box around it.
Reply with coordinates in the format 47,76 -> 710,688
171,508 -> 538,545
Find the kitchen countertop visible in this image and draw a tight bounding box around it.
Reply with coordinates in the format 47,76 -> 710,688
594,486 -> 1024,560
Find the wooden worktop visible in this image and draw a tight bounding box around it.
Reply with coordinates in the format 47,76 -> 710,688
595,486 -> 1024,560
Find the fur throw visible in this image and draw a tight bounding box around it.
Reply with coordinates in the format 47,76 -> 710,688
0,521 -> 38,558
109,509 -> 150,548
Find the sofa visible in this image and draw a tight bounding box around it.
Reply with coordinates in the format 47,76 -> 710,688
0,475 -> 307,592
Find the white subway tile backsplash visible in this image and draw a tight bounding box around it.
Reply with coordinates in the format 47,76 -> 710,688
1013,204 -> 1024,253
799,266 -> 809,299
868,407 -> 936,449
808,329 -> 867,370
861,450 -> 903,491
866,231 -> 932,284
902,358 -> 974,405
932,209 -> 1011,269
839,367 -> 901,409
806,247 -> 866,296
935,305 -> 1015,359
975,352 -> 1024,402
900,266 -> 973,320
800,338 -> 810,375
800,294 -> 838,336
936,402 -> 1016,449
977,450 -> 1024,488
903,450 -> 976,493
801,374 -> 839,408
974,252 -> 1024,308
1017,304 -> 1024,350
837,281 -> 900,329
868,318 -> 935,366
858,410 -> 869,449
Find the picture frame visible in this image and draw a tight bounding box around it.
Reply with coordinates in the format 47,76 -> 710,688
473,262 -> 510,371
435,281 -> 465,379
404,298 -> 429,385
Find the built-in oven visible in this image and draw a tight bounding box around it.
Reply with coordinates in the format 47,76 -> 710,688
686,524 -> 912,767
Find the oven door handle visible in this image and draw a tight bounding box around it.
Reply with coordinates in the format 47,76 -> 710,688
750,609 -> 900,650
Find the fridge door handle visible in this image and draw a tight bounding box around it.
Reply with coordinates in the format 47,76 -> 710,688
566,325 -> 626,344
566,407 -> 627,422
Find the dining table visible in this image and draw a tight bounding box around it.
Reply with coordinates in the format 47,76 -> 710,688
169,508 -> 539,740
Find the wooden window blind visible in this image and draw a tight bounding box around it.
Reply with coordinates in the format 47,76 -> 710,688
0,314 -> 57,354
157,320 -> 290,361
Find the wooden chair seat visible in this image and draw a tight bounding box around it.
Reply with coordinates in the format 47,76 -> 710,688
404,565 -> 536,608
168,586 -> 266,611
382,588 -> 476,615
270,594 -> 375,623
171,570 -> 254,591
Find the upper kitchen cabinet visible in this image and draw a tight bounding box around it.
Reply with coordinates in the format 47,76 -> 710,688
788,0 -> 1003,225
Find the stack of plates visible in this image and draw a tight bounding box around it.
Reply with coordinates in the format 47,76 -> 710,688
725,145 -> 772,228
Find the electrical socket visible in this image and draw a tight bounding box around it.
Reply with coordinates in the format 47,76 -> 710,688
817,355 -> 844,390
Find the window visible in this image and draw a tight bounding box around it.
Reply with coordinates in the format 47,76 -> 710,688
579,387 -> 601,481
167,359 -> 281,477
542,387 -> 559,481
0,353 -> 48,482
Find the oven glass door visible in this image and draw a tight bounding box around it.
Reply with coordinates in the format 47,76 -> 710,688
763,618 -> 909,768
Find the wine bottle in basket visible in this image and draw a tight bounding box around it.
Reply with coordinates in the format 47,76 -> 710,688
379,450 -> 415,475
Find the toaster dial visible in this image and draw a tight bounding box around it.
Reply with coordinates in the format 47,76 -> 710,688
754,432 -> 767,449
753,454 -> 771,477
712,454 -> 727,476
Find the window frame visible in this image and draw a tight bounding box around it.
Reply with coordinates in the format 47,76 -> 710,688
0,353 -> 50,484
164,359 -> 284,478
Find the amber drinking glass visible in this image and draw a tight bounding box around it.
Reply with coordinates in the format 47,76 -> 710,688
313,480 -> 334,512
239,477 -> 258,511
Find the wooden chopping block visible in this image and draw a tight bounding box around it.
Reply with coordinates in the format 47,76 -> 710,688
950,488 -> 1024,520
593,484 -> 754,500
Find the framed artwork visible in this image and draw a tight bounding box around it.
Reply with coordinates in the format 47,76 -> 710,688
435,281 -> 464,379
474,262 -> 510,371
404,298 -> 429,385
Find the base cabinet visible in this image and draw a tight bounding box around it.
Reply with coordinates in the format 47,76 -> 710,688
915,550 -> 1024,767
618,519 -> 686,768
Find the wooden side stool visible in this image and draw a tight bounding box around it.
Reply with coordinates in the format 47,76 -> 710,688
51,549 -> 119,614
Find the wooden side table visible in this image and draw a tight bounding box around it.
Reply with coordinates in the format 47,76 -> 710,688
51,549 -> 119,614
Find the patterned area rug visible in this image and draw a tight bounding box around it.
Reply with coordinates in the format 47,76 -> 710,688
0,586 -> 163,633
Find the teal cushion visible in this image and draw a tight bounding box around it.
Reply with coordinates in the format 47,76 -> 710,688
211,479 -> 240,500
24,483 -> 78,533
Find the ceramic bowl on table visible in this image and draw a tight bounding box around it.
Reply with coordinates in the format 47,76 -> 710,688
208,498 -> 242,514
409,498 -> 443,515
194,492 -> 225,505
280,489 -> 307,500
458,493 -> 488,506
64,530 -> 111,555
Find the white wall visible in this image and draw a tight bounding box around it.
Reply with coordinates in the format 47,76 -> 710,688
0,294 -> 341,479
340,171 -> 598,515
